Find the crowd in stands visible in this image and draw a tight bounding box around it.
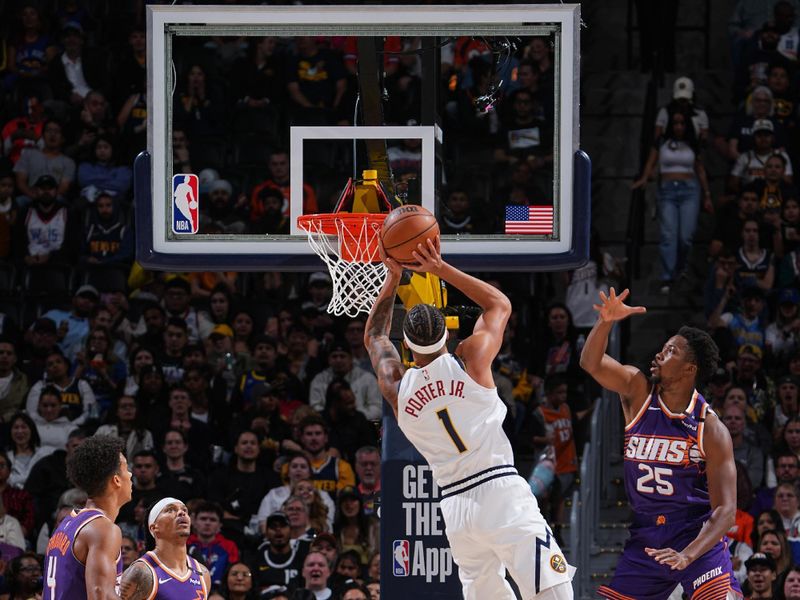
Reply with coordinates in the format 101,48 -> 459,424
0,1 -> 609,599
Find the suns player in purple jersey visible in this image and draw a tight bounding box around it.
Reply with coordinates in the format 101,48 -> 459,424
580,288 -> 742,600
119,497 -> 211,599
44,435 -> 133,600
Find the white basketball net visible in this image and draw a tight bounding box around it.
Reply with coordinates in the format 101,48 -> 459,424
300,215 -> 388,317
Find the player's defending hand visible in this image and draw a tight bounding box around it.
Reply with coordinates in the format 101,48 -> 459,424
593,288 -> 646,323
407,237 -> 444,275
378,241 -> 404,282
645,547 -> 691,571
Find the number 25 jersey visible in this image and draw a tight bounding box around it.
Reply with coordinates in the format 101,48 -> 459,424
624,388 -> 711,516
397,353 -> 514,487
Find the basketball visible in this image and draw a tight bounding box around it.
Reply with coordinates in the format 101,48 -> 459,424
380,205 -> 440,263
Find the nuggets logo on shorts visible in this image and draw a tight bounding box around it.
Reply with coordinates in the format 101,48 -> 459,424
393,540 -> 410,576
172,173 -> 199,234
550,554 -> 567,573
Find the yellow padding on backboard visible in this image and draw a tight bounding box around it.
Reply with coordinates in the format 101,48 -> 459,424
397,273 -> 458,330
397,272 -> 460,367
397,272 -> 444,310
352,170 -> 383,214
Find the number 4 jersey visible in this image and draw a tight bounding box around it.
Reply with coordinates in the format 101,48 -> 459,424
397,353 -> 514,488
44,508 -> 123,600
624,388 -> 711,516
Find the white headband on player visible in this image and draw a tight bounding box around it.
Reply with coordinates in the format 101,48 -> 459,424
403,327 -> 447,354
148,497 -> 182,528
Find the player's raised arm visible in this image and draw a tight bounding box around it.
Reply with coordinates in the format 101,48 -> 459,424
82,518 -> 123,600
364,248 -> 406,416
580,288 -> 649,406
407,238 -> 511,387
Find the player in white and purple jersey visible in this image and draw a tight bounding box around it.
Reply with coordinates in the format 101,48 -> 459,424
44,435 -> 133,600
119,497 -> 210,599
581,288 -> 742,600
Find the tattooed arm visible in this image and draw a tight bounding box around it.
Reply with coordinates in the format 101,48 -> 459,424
365,250 -> 406,417
119,561 -> 154,600
199,562 -> 211,592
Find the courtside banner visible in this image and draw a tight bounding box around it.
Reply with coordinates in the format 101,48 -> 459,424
381,413 -> 462,598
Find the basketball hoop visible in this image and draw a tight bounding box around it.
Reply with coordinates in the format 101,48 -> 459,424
298,213 -> 388,317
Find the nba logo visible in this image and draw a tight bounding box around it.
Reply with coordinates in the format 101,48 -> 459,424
172,174 -> 199,234
392,540 -> 410,576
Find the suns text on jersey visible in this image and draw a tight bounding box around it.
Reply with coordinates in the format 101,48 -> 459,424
624,434 -> 702,465
404,380 -> 465,418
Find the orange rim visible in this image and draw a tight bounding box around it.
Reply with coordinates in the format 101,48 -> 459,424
298,213 -> 387,263
298,213 -> 386,236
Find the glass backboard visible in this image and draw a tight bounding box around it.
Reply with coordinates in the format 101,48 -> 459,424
136,4 -> 588,271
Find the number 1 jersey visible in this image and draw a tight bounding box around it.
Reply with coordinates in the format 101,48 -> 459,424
397,353 -> 514,487
624,388 -> 711,516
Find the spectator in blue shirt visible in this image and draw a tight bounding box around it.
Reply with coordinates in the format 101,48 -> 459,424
40,285 -> 99,361
77,136 -> 133,202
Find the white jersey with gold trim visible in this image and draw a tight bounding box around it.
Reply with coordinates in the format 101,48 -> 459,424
397,353 -> 575,599
397,353 -> 513,487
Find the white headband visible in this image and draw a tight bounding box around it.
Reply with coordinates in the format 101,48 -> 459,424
404,328 -> 447,354
148,497 -> 182,528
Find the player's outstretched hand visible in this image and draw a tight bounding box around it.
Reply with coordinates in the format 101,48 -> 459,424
593,287 -> 646,323
378,241 -> 404,281
645,547 -> 691,571
407,237 -> 443,275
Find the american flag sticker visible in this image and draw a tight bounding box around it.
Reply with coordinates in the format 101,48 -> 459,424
504,205 -> 554,235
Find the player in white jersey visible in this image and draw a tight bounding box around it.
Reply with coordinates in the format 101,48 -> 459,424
365,237 -> 575,600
